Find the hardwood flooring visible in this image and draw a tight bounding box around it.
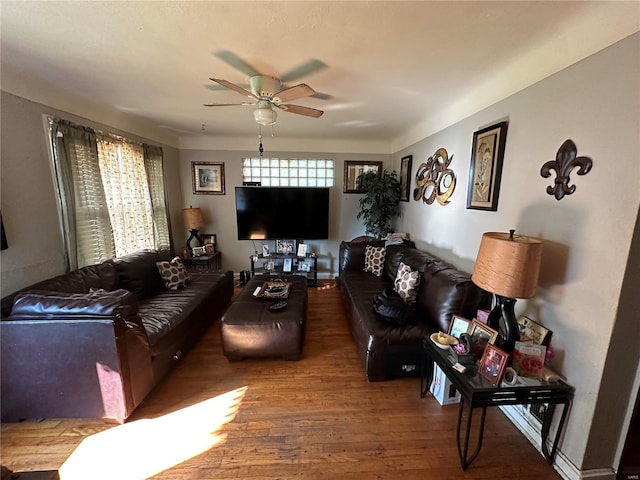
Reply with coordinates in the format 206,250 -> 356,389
1,283 -> 563,479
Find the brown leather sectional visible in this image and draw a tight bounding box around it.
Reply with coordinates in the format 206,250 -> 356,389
0,250 -> 233,423
339,240 -> 490,381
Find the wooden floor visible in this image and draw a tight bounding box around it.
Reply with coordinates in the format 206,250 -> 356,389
1,283 -> 563,479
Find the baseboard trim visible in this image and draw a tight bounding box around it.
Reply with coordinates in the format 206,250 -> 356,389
500,405 -> 581,480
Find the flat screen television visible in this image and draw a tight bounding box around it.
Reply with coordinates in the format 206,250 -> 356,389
235,186 -> 329,240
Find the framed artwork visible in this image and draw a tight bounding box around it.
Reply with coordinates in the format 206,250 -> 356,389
478,343 -> 509,386
466,121 -> 508,211
448,315 -> 471,339
399,155 -> 413,202
192,161 -> 225,195
343,161 -> 383,193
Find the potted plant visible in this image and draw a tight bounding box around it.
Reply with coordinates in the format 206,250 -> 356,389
356,169 -> 401,239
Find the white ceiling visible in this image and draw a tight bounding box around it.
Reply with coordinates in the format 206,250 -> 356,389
1,1 -> 638,153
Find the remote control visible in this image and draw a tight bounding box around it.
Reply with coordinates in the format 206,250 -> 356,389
269,301 -> 287,311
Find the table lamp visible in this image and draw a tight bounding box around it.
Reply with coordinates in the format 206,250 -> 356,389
471,230 -> 543,353
182,206 -> 204,255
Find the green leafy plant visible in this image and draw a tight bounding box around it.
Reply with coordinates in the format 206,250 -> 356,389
356,169 -> 401,239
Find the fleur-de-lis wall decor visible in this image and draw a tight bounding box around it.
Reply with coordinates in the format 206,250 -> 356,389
540,139 -> 593,200
413,147 -> 456,206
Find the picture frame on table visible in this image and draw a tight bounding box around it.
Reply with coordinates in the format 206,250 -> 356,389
343,160 -> 383,193
191,246 -> 206,257
282,257 -> 293,273
201,233 -> 217,253
448,315 -> 471,339
517,316 -> 552,346
192,161 -> 225,195
478,343 -> 509,386
400,155 -> 413,202
466,121 -> 508,211
276,239 -> 295,255
468,319 -> 499,357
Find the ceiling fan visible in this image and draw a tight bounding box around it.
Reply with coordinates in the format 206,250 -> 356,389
204,74 -> 324,126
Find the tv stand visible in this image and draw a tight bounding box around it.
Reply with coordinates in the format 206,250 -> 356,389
250,253 -> 318,286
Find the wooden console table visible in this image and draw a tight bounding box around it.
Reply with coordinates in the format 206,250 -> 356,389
421,336 -> 573,470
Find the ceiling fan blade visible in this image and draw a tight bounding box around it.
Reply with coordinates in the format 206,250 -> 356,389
214,50 -> 260,77
278,104 -> 324,118
205,82 -> 250,92
281,59 -> 328,82
203,102 -> 255,107
312,91 -> 333,101
273,84 -> 315,103
210,78 -> 259,100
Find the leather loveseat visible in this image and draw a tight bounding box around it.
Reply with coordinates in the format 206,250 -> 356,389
339,240 -> 489,381
1,250 -> 233,423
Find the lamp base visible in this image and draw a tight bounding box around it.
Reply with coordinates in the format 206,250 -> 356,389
186,229 -> 203,255
487,296 -> 520,353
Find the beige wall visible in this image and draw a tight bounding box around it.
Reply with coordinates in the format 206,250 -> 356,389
392,33 -> 639,477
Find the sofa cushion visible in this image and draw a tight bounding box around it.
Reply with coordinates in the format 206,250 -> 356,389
339,240 -> 386,276
156,257 -> 190,290
394,262 -> 420,305
113,250 -> 165,299
364,245 -> 386,276
8,288 -> 139,319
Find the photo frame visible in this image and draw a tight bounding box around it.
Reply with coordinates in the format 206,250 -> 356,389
517,316 -> 552,346
282,257 -> 293,273
478,343 -> 509,386
399,155 -> 413,202
343,161 -> 383,193
192,161 -> 225,195
201,233 -> 217,253
191,245 -> 206,257
276,239 -> 295,254
466,121 -> 508,211
468,319 -> 499,357
448,315 -> 471,339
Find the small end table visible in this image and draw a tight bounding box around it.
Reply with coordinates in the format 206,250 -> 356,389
421,336 -> 573,470
182,251 -> 221,271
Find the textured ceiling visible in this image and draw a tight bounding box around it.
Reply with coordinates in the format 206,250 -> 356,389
1,1 -> 638,152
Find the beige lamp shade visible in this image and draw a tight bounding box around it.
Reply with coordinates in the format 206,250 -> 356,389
471,231 -> 543,299
182,207 -> 204,230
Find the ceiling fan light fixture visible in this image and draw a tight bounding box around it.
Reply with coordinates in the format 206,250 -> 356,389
253,105 -> 277,126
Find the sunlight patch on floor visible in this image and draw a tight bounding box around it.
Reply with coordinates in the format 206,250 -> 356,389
58,386 -> 248,480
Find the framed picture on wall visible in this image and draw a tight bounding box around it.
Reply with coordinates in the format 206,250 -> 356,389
192,162 -> 225,195
399,155 -> 412,202
343,161 -> 383,193
466,121 -> 508,211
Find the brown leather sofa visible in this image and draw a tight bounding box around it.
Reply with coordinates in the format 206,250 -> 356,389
339,240 -> 490,381
1,250 -> 233,423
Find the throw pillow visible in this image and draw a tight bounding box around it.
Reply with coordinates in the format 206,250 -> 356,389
394,261 -> 421,305
156,257 -> 190,290
364,245 -> 386,277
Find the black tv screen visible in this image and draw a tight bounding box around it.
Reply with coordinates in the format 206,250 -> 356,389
235,186 -> 329,240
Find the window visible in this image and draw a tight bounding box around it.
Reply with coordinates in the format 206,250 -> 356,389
241,158 -> 334,187
49,118 -> 170,270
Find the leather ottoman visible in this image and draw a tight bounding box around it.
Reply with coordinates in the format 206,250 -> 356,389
221,275 -> 308,361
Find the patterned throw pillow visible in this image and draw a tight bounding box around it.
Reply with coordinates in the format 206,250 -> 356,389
393,261 -> 420,305
156,257 -> 190,290
364,245 -> 386,277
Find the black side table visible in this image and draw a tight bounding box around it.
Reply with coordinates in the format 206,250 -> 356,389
182,251 -> 221,271
421,337 -> 573,470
